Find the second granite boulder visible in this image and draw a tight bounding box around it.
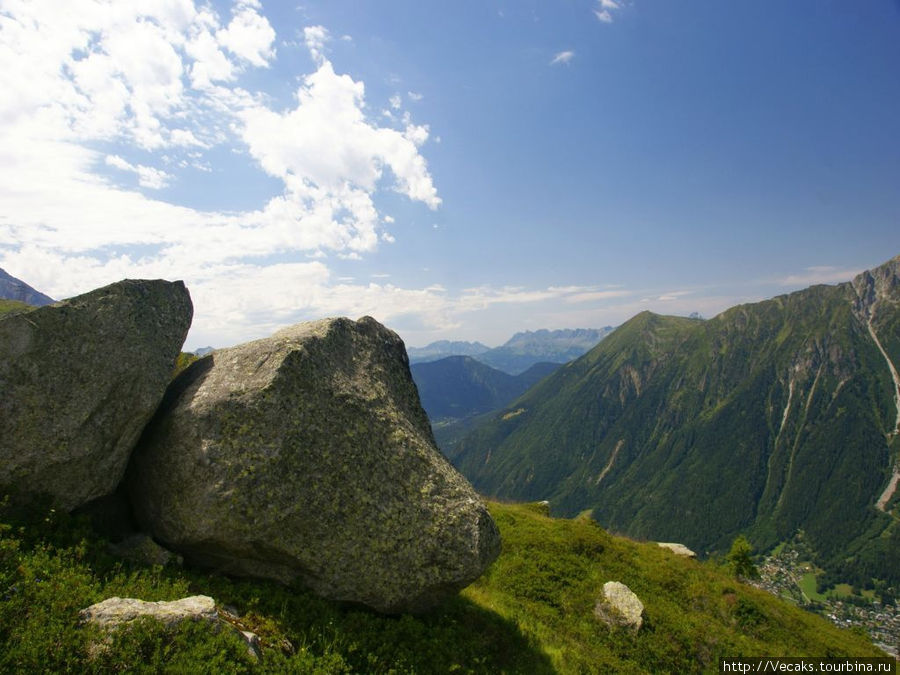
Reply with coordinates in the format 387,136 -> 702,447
129,316 -> 500,614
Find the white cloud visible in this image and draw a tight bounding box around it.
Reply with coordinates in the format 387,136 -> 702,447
217,1 -> 276,67
407,91 -> 423,102
105,154 -> 173,189
778,266 -> 863,286
0,3 -> 442,348
403,120 -> 430,146
654,290 -> 693,302
389,94 -> 403,110
594,0 -> 623,23
239,60 -> 440,215
185,26 -> 235,88
550,50 -> 575,66
303,25 -> 329,64
169,128 -> 209,148
563,289 -> 632,304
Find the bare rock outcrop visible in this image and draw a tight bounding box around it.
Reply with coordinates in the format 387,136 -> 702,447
80,595 -> 260,660
80,596 -> 218,630
657,542 -> 697,558
0,279 -> 192,510
850,253 -> 900,321
129,316 -> 500,614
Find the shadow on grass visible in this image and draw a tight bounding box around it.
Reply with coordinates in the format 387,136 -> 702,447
190,570 -> 557,674
2,498 -> 555,673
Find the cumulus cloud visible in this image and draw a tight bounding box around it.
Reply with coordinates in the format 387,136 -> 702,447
237,59 -> 440,254
217,1 -> 276,67
550,50 -> 575,66
0,1 -> 443,348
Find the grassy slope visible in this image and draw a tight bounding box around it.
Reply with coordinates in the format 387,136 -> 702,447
0,299 -> 33,317
0,499 -> 883,674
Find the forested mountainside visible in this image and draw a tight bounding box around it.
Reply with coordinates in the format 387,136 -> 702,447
454,255 -> 900,589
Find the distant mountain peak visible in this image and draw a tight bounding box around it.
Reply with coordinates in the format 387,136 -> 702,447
0,268 -> 54,306
406,340 -> 490,364
408,327 -> 615,374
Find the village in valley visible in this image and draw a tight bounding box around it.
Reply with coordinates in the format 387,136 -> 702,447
752,540 -> 900,658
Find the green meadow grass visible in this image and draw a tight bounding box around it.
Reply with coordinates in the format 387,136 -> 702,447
0,499 -> 884,674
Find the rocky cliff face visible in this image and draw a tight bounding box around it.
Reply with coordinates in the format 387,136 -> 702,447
129,316 -> 500,614
851,254 -> 900,322
0,279 -> 192,510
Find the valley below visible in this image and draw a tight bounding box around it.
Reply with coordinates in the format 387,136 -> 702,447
410,254 -> 900,661
753,539 -> 900,657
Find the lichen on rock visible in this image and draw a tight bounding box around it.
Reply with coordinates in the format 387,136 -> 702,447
80,595 -> 218,630
128,316 -> 500,614
0,279 -> 192,510
594,581 -> 644,631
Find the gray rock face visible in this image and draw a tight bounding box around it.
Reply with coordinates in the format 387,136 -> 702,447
594,581 -> 644,631
0,279 -> 192,510
851,253 -> 900,319
129,316 -> 501,614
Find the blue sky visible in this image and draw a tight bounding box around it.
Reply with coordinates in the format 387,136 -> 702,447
1,0 -> 898,349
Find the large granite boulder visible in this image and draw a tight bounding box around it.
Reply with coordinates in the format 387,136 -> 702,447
0,279 -> 192,510
129,316 -> 501,614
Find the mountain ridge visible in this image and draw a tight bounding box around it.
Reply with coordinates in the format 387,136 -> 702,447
409,327 -> 615,374
453,255 -> 900,589
407,340 -> 490,363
